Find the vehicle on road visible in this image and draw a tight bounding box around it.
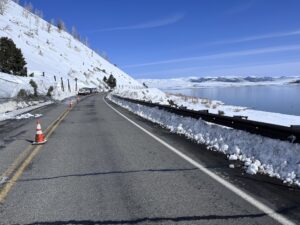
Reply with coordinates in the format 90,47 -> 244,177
91,88 -> 100,93
78,88 -> 91,95
78,87 -> 101,95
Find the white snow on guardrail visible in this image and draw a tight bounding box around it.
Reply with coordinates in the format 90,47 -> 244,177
109,95 -> 300,187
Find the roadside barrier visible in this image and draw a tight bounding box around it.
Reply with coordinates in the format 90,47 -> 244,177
112,95 -> 300,144
32,120 -> 47,145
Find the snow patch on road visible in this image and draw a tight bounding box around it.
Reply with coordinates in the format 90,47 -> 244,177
15,113 -> 42,120
0,176 -> 8,185
109,95 -> 300,187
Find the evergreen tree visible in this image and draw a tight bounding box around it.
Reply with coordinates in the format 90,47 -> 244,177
107,74 -> 116,89
0,37 -> 27,76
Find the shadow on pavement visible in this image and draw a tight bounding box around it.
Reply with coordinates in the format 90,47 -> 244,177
18,168 -> 198,183
22,213 -> 267,225
235,174 -> 300,191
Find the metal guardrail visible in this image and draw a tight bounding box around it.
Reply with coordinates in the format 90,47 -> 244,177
113,95 -> 300,144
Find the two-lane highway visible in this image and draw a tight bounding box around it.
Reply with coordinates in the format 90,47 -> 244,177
0,94 -> 299,225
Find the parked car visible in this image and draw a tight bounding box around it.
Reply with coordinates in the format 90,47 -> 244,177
78,88 -> 91,95
91,88 -> 100,93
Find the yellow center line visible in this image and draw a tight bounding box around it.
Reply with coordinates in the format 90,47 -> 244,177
0,104 -> 74,203
0,108 -> 69,182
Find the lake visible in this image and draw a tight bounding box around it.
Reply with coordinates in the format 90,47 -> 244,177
165,85 -> 300,116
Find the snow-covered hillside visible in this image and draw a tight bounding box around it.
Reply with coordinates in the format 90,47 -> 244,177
0,0 -> 142,99
140,76 -> 300,90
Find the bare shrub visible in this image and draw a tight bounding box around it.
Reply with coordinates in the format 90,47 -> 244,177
34,9 -> 43,18
24,2 -> 33,12
1,25 -> 11,31
71,26 -> 79,39
57,19 -> 65,32
46,22 -> 51,33
22,2 -> 33,18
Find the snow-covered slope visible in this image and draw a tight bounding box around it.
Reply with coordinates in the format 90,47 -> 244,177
140,76 -> 300,90
0,0 -> 142,99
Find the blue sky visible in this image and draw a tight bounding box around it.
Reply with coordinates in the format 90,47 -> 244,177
21,0 -> 300,78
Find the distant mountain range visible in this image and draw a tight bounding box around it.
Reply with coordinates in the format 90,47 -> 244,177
189,76 -> 278,83
139,76 -> 300,90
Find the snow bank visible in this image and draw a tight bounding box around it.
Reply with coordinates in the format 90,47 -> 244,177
114,87 -> 169,104
113,87 -> 300,127
109,95 -> 300,187
167,93 -> 300,127
0,72 -> 79,100
0,100 -> 51,121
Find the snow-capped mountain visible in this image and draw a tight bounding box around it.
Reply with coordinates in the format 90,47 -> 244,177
0,0 -> 142,99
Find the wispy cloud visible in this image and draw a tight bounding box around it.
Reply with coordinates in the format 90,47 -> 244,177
211,29 -> 300,45
138,60 -> 300,78
225,0 -> 255,14
123,44 -> 300,68
89,13 -> 185,33
209,61 -> 300,76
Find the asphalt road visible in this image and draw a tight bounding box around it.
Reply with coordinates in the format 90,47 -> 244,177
0,94 -> 299,225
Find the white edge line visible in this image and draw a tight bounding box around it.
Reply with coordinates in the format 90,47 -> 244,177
103,96 -> 295,225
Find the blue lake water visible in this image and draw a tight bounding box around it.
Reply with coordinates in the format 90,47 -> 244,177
165,85 -> 300,116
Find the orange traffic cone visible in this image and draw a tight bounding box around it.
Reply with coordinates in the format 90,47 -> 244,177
32,120 -> 47,145
69,100 -> 73,108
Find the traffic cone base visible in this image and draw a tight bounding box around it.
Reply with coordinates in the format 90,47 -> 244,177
32,121 -> 47,145
32,139 -> 47,145
69,100 -> 73,108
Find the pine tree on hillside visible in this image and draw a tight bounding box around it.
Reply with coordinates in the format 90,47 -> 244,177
0,37 -> 27,76
107,74 -> 117,89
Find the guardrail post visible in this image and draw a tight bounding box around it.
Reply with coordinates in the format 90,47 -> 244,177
75,78 -> 78,91
67,79 -> 71,92
61,77 -> 64,92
